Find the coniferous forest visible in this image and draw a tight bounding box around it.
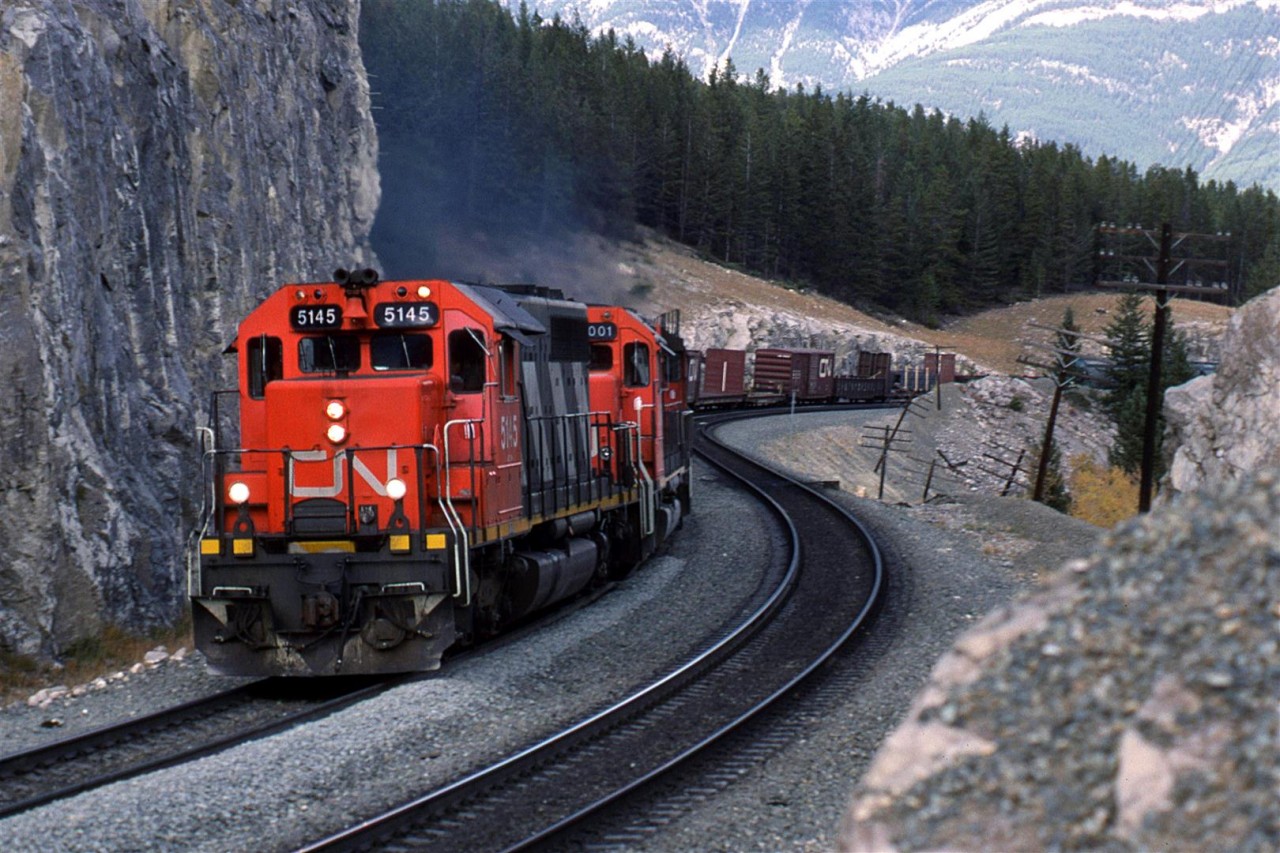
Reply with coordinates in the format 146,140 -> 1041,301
360,0 -> 1280,324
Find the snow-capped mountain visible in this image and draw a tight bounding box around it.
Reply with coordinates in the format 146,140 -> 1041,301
503,0 -> 1280,189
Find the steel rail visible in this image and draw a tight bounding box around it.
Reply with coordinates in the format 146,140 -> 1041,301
0,677 -> 400,819
296,415 -> 803,852
298,407 -> 884,852
509,409 -> 886,850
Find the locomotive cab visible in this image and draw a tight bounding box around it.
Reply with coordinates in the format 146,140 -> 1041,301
586,306 -> 691,557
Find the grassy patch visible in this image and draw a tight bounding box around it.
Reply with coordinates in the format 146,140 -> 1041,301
1,618 -> 193,707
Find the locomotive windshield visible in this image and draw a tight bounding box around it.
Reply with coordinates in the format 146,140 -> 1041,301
371,333 -> 433,371
298,335 -> 360,373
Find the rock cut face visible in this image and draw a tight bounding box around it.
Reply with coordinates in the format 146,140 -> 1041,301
0,0 -> 378,656
1162,285 -> 1280,502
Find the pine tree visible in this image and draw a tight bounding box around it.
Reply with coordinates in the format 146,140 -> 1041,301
359,1 -> 1280,310
1103,293 -> 1195,477
1103,292 -> 1151,473
1033,440 -> 1072,513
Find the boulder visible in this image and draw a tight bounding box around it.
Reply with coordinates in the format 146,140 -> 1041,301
1162,286 -> 1280,501
840,463 -> 1280,851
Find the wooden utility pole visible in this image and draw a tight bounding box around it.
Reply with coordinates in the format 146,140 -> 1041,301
1034,382 -> 1064,503
860,424 -> 912,500
1017,322 -> 1096,503
1138,225 -> 1172,512
1096,223 -> 1231,512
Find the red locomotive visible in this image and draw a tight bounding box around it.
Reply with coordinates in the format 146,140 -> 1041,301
191,270 -> 692,676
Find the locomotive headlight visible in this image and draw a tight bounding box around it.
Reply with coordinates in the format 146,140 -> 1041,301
386,478 -> 407,501
327,423 -> 348,444
325,400 -> 346,421
228,481 -> 251,505
417,285 -> 431,299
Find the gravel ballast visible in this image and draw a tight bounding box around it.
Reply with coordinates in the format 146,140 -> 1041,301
0,410 -> 1103,850
0,460 -> 779,851
622,410 -> 1100,851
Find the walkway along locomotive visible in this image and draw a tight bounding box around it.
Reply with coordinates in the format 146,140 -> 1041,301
191,270 -> 692,676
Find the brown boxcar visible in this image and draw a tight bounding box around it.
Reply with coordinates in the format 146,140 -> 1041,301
755,347 -> 836,400
924,351 -> 956,383
857,351 -> 893,380
698,348 -> 748,400
839,351 -> 894,400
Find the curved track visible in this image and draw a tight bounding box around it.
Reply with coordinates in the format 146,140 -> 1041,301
298,410 -> 886,851
0,677 -> 398,818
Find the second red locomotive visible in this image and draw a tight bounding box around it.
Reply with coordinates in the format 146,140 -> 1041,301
191,270 -> 691,676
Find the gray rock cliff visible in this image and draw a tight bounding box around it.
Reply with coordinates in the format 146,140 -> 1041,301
0,0 -> 378,657
1162,285 -> 1280,501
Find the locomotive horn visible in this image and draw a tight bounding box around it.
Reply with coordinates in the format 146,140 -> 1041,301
334,268 -> 351,285
359,268 -> 379,286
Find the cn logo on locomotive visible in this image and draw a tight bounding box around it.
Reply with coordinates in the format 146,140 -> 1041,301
289,449 -> 400,498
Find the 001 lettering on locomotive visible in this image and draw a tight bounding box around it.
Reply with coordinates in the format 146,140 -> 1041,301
191,269 -> 692,676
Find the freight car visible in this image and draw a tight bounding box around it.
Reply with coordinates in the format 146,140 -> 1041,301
755,347 -> 836,400
191,270 -> 691,676
689,348 -> 748,406
686,346 -> 899,408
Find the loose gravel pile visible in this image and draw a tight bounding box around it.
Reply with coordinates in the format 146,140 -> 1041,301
843,467 -> 1280,851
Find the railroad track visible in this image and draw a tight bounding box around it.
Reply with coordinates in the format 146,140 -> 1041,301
298,409 -> 886,851
0,677 -> 398,819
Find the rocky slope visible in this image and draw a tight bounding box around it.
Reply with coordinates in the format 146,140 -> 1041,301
0,0 -> 377,657
1162,286 -> 1280,501
839,287 -> 1280,851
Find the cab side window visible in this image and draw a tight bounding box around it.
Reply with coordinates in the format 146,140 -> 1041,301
661,350 -> 683,383
498,336 -> 518,398
624,342 -> 650,388
589,344 -> 613,372
448,329 -> 486,393
247,335 -> 282,399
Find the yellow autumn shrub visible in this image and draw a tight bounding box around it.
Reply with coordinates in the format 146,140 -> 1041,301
1068,454 -> 1140,528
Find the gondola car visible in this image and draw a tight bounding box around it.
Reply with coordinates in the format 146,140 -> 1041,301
191,270 -> 691,676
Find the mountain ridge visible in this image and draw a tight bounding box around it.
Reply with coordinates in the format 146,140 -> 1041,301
504,0 -> 1280,190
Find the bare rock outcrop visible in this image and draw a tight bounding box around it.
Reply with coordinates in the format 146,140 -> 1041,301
915,376 -> 1112,495
683,299 -> 981,376
839,288 -> 1278,850
840,467 -> 1280,851
0,1 -> 377,656
1162,285 -> 1280,501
